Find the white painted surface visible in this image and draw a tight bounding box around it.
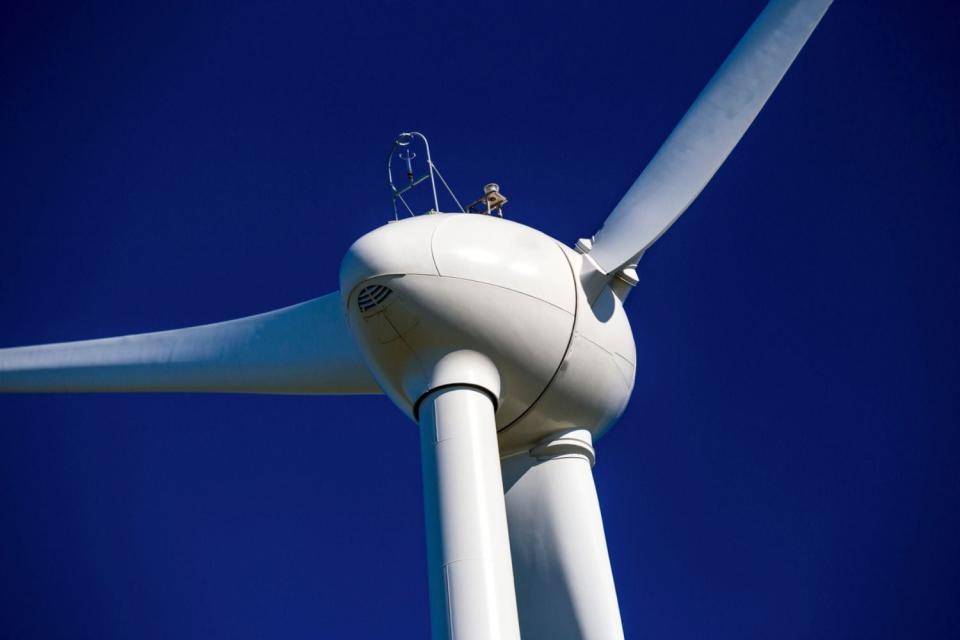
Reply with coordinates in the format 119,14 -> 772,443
590,0 -> 834,273
422,350 -> 502,407
497,248 -> 636,454
339,213 -> 444,286
419,383 -> 521,640
503,430 -> 623,640
340,215 -> 577,429
0,292 -> 379,394
431,214 -> 575,313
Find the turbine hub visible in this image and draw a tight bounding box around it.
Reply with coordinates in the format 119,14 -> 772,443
340,213 -> 636,454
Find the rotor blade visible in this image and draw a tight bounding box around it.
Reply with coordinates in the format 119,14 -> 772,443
502,431 -> 623,639
0,292 -> 381,394
588,0 -> 833,274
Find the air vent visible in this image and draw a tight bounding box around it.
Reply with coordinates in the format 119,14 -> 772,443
357,284 -> 393,312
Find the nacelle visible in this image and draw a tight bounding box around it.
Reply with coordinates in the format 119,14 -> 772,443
340,213 -> 636,454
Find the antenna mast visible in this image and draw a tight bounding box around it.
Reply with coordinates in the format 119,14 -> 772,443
387,132 -> 465,220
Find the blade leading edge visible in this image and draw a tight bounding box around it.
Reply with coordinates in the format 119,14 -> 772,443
0,292 -> 381,394
588,0 -> 833,274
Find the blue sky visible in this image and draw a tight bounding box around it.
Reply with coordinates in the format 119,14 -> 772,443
1,1 -> 958,638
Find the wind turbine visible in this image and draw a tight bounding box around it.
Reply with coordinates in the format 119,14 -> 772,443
0,1 -> 833,638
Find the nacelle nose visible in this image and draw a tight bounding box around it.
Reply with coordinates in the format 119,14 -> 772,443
339,213 -> 636,454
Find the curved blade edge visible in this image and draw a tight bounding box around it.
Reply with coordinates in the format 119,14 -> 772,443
0,292 -> 382,395
589,0 -> 833,274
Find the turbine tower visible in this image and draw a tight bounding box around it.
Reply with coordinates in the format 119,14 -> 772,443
0,1 -> 833,638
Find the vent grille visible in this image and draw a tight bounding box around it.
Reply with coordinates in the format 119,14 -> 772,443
357,284 -> 393,312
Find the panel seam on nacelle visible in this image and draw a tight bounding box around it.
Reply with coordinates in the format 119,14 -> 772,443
493,241 -> 581,434
346,273 -> 576,320
428,216 -> 576,315
432,274 -> 575,316
427,214 -> 449,278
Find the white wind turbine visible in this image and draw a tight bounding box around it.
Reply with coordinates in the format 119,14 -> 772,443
0,1 -> 833,638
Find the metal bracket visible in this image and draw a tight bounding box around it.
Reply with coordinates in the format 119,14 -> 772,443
388,132 -> 465,220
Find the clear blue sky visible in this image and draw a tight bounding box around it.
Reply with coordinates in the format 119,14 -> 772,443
1,2 -> 958,638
